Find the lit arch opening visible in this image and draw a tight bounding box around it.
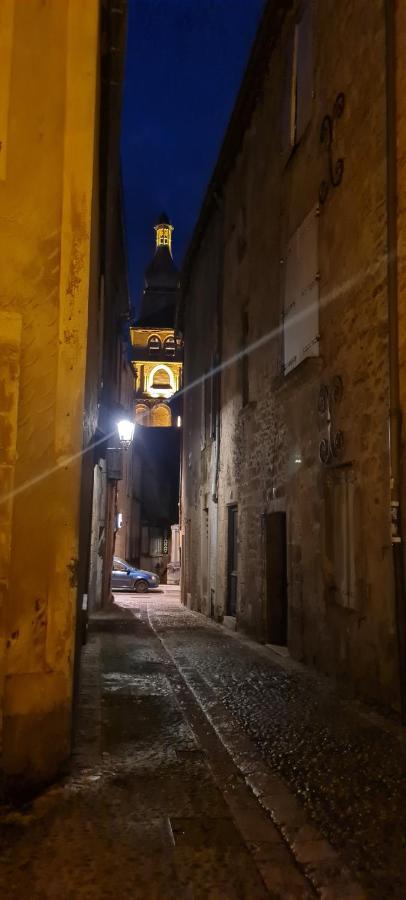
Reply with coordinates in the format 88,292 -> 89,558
148,335 -> 161,355
164,336 -> 176,357
151,404 -> 172,428
135,403 -> 149,425
148,363 -> 176,398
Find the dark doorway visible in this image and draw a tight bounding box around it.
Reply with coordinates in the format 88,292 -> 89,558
227,505 -> 238,616
263,511 -> 288,645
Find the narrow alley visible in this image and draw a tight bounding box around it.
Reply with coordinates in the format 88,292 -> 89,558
3,3 -> 406,898
1,591 -> 405,900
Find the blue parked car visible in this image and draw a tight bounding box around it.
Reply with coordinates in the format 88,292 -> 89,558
111,556 -> 160,593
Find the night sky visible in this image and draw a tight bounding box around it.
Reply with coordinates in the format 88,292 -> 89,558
121,0 -> 266,315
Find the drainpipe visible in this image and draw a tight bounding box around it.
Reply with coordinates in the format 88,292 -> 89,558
212,193 -> 224,504
385,0 -> 406,720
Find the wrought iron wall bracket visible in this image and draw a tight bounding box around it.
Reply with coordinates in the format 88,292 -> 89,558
318,376 -> 344,465
319,93 -> 345,205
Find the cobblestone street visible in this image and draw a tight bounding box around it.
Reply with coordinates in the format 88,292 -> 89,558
0,589 -> 405,898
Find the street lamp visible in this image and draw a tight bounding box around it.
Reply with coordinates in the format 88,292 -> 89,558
117,417 -> 135,449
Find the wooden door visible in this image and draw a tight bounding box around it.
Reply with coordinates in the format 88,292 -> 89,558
227,505 -> 238,616
263,512 -> 287,644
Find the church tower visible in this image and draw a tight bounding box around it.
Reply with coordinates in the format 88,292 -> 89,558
130,213 -> 183,427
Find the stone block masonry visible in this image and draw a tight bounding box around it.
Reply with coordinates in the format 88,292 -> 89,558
181,0 -> 406,708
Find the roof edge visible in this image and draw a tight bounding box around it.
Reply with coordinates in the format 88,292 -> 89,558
179,0 -> 291,313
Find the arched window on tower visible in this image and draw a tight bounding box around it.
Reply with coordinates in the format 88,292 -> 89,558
151,404 -> 172,427
152,368 -> 171,389
157,226 -> 170,246
148,335 -> 161,355
148,364 -> 175,398
135,403 -> 149,425
164,336 -> 176,358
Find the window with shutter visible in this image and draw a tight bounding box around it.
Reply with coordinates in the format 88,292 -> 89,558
201,375 -> 206,449
296,0 -> 314,141
283,206 -> 319,374
210,353 -> 220,440
280,31 -> 296,159
141,526 -> 149,555
241,306 -> 250,407
280,0 -> 314,157
324,470 -> 359,610
150,529 -> 164,557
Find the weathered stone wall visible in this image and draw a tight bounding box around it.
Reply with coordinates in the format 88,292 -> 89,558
183,0 -> 401,706
181,208 -> 223,616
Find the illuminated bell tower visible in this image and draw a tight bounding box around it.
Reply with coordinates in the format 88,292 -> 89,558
130,213 -> 183,428
155,217 -> 174,254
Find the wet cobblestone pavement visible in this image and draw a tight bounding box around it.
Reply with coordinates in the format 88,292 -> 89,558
0,589 -> 313,900
145,595 -> 406,899
0,591 -> 403,898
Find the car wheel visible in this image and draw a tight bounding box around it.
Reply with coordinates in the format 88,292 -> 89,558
134,579 -> 148,594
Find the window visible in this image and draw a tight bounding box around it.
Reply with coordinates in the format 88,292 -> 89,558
135,403 -> 149,425
241,307 -> 249,406
324,469 -> 359,610
296,0 -> 314,141
164,336 -> 176,357
210,353 -> 220,440
113,559 -> 127,572
157,226 -> 170,246
148,364 -> 175,398
141,526 -> 149,555
152,368 -> 171,388
148,335 -> 161,355
151,404 -> 171,427
201,371 -> 211,449
281,0 -> 313,156
283,206 -> 319,375
150,529 -> 163,557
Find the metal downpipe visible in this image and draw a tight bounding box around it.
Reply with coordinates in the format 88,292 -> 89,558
385,0 -> 406,720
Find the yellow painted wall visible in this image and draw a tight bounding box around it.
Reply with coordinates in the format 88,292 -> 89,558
0,0 -> 100,787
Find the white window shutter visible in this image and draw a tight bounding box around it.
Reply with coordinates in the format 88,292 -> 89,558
283,234 -> 300,373
283,207 -> 319,374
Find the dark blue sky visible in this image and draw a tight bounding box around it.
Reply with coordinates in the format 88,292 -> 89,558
121,0 -> 266,313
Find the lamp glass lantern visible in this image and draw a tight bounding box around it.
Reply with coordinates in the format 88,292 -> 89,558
117,418 -> 135,448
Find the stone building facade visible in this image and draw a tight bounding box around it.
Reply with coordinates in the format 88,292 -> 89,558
180,0 -> 406,709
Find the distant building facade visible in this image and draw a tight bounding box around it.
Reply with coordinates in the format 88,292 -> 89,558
180,0 -> 406,710
130,215 -> 182,578
131,214 -> 183,428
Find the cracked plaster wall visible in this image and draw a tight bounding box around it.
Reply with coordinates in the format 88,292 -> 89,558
0,0 -> 100,789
